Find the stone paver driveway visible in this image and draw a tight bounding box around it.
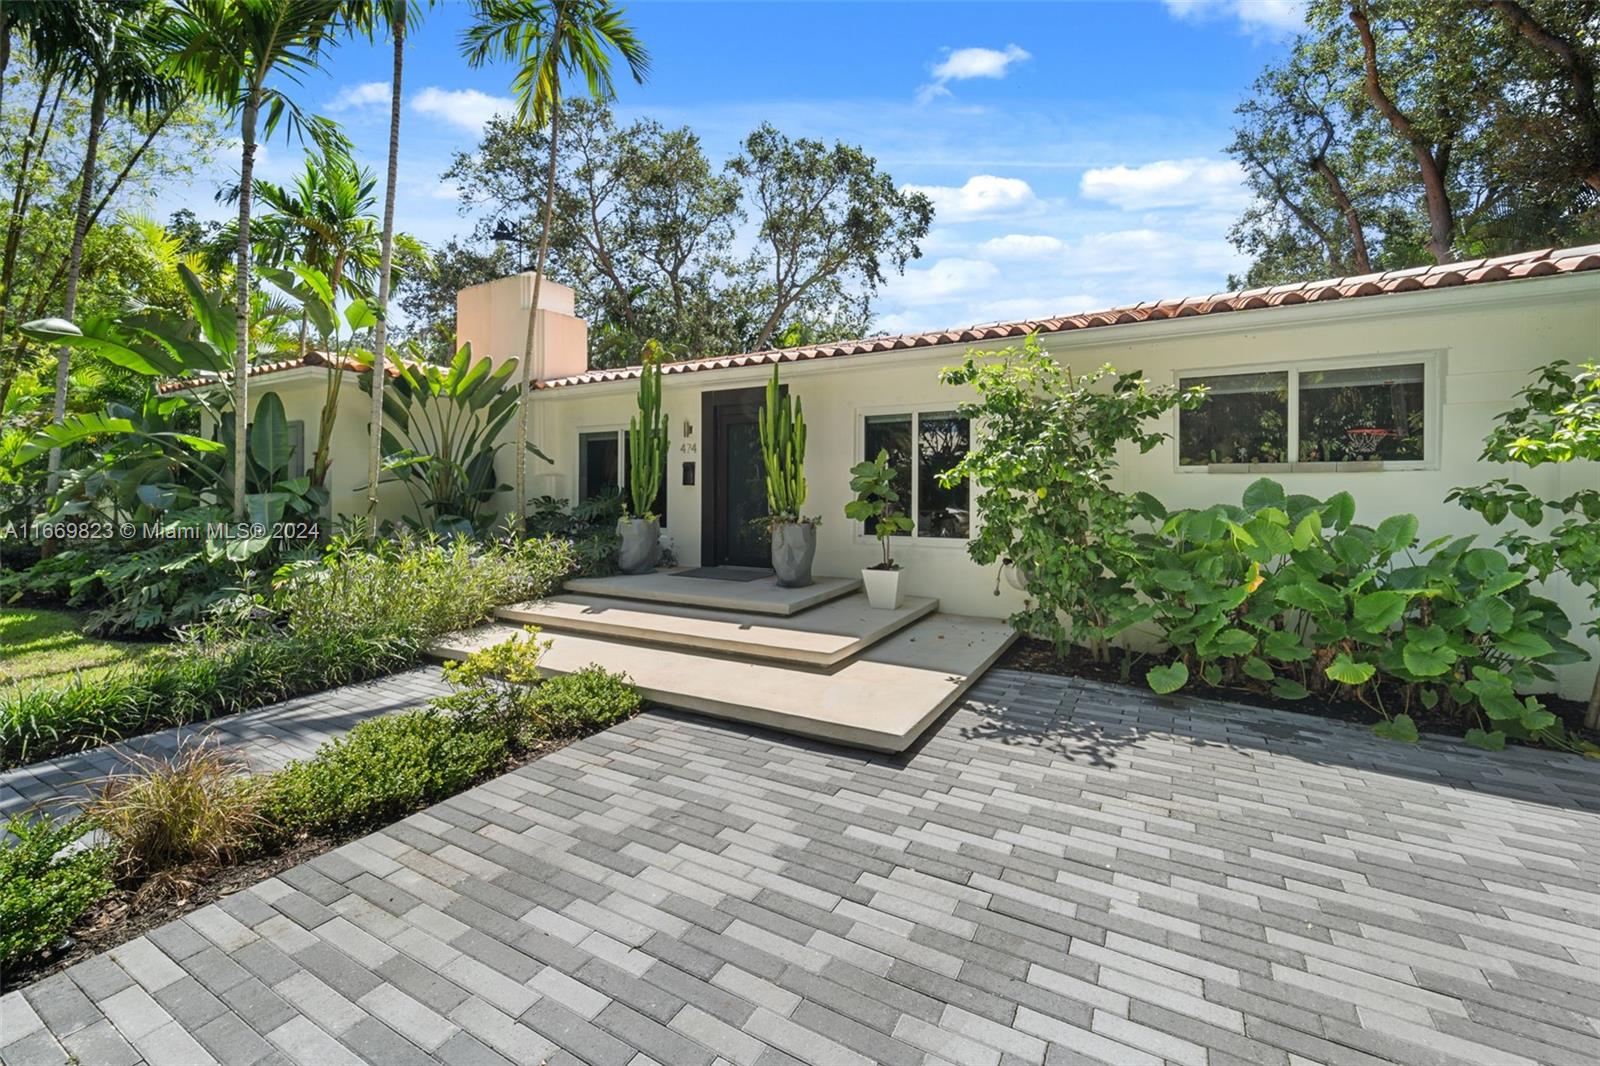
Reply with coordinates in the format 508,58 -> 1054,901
5,668 -> 1600,1066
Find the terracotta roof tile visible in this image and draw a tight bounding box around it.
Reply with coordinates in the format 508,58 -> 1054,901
156,350 -> 395,393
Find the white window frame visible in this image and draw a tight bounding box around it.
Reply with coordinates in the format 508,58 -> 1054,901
852,403 -> 973,548
1172,349 -> 1442,473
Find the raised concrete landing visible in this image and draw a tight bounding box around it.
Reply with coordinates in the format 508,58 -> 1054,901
563,568 -> 861,616
431,614 -> 1016,752
496,593 -> 938,667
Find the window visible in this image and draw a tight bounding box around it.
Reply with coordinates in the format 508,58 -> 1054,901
577,429 -> 666,523
1298,363 -> 1424,462
1178,371 -> 1287,466
1179,359 -> 1430,468
578,431 -> 619,501
861,410 -> 970,539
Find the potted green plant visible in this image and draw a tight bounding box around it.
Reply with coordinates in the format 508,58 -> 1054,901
845,448 -> 913,608
619,345 -> 668,574
758,365 -> 816,587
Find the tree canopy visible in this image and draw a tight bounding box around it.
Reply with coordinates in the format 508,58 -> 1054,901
1228,0 -> 1600,288
441,101 -> 933,368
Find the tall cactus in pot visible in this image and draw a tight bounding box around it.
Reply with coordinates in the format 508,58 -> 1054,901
627,344 -> 668,519
618,343 -> 668,574
759,364 -> 816,586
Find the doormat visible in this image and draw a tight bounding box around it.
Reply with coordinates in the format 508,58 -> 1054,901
672,567 -> 772,582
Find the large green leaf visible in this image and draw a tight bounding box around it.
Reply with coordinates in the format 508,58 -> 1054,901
1495,630 -> 1554,659
1375,513 -> 1419,552
1372,714 -> 1419,743
178,265 -> 236,355
1146,661 -> 1189,694
1326,654 -> 1376,685
248,393 -> 294,476
1401,642 -> 1454,676
20,318 -> 170,376
1464,728 -> 1506,751
1242,477 -> 1286,510
17,413 -> 137,462
1353,590 -> 1409,631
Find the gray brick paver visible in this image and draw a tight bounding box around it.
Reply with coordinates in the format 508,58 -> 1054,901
13,666 -> 1600,1066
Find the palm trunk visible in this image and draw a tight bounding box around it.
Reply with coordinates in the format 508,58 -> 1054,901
367,6 -> 407,537
233,96 -> 260,520
47,79 -> 109,493
516,66 -> 563,535
309,252 -> 348,490
1586,668 -> 1599,731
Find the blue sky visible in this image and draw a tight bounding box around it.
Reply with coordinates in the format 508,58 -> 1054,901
174,0 -> 1306,338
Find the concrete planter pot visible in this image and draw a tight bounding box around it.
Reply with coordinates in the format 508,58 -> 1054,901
861,566 -> 904,610
617,517 -> 661,575
770,521 -> 816,588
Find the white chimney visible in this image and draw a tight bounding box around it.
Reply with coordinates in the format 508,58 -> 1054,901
454,272 -> 589,381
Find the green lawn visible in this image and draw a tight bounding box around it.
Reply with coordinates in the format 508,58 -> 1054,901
0,607 -> 157,690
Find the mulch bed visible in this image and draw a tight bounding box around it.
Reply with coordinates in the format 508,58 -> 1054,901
998,637 -> 1596,744
1,734 -> 577,994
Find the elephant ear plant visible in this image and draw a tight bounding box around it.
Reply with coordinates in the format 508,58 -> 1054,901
758,365 -> 816,587
619,344 -> 668,574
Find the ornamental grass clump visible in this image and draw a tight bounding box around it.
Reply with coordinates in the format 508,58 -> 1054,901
86,744 -> 264,887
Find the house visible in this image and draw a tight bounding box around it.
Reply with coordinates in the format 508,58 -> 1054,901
246,245 -> 1600,699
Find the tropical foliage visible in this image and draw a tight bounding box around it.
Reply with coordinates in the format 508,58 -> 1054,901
845,449 -> 913,571
361,344 -> 529,534
1450,360 -> 1600,725
1119,478 -> 1589,751
939,337 -> 1202,659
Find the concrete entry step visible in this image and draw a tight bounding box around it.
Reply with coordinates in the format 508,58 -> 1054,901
562,569 -> 861,616
431,614 -> 1017,753
496,593 -> 938,668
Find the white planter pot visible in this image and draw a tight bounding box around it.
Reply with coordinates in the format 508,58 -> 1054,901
861,567 -> 903,610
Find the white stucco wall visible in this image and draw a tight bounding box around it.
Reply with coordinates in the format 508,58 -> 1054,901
521,273 -> 1600,698
242,270 -> 1598,696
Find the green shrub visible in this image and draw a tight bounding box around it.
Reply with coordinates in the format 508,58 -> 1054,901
273,533 -> 574,644
940,337 -> 1203,660
87,746 -> 264,882
527,666 -> 641,736
438,632 -> 640,743
0,536 -> 572,768
1118,478 -> 1589,751
263,710 -> 507,836
0,817 -> 114,968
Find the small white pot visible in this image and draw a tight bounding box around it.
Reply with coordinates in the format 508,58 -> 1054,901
861,567 -> 904,610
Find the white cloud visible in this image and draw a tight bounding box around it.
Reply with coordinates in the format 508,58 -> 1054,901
891,258 -> 1001,306
1079,158 -> 1248,211
917,44 -> 1031,104
412,86 -> 514,133
327,81 -> 389,112
1163,0 -> 1306,36
902,175 -> 1039,222
977,234 -> 1064,259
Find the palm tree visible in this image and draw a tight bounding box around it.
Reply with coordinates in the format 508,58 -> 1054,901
34,1 -> 186,491
463,0 -> 648,532
253,146 -> 382,340
343,1 -> 423,535
163,0 -> 344,519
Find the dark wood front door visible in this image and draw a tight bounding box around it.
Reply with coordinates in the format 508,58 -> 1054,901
702,385 -> 773,568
